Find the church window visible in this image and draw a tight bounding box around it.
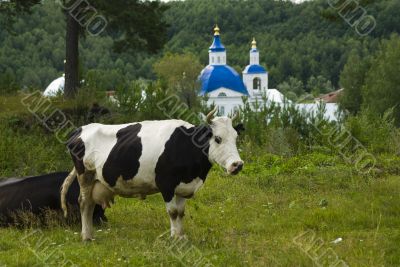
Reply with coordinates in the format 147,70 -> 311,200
253,77 -> 261,90
218,92 -> 227,97
212,57 -> 214,63
218,56 -> 220,63
219,106 -> 225,116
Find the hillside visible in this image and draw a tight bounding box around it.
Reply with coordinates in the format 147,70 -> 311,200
0,0 -> 399,92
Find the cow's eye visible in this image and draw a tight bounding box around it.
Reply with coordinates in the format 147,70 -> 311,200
215,136 -> 222,144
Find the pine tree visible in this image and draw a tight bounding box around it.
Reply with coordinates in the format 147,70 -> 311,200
339,50 -> 371,114
362,35 -> 400,124
2,0 -> 168,97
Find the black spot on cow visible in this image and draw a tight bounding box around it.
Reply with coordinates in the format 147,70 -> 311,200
0,172 -> 106,226
67,127 -> 85,175
155,125 -> 213,203
103,124 -> 143,187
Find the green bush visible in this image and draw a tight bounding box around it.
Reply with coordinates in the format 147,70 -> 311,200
345,108 -> 398,154
239,96 -> 334,156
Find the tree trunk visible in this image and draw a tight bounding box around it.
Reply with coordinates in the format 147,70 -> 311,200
64,13 -> 80,98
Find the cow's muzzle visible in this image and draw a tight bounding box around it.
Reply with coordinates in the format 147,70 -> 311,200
228,161 -> 244,175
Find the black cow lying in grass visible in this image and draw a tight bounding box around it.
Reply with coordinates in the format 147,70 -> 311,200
0,172 -> 106,226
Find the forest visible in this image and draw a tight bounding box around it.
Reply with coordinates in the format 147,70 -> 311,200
0,0 -> 399,93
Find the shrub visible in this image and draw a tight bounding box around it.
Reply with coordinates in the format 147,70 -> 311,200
239,95 -> 334,156
345,108 -> 397,154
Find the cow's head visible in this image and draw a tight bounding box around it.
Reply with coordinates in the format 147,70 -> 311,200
205,107 -> 244,175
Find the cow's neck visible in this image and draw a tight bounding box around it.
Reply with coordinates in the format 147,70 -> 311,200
191,125 -> 213,181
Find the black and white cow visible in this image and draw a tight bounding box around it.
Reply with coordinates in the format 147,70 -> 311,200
61,108 -> 244,241
0,172 -> 106,226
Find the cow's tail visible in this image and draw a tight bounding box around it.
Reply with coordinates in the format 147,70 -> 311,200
61,168 -> 77,218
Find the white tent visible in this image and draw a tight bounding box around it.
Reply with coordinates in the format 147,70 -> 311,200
43,76 -> 64,97
265,89 -> 287,103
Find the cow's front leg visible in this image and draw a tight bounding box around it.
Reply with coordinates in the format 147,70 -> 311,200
77,173 -> 95,241
166,195 -> 186,238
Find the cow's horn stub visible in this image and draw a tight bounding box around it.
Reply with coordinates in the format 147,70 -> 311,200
206,107 -> 218,124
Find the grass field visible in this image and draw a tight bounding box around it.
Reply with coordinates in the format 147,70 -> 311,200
0,151 -> 399,266
0,95 -> 399,266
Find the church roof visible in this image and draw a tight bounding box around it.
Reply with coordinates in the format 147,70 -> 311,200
199,65 -> 249,96
243,64 -> 267,74
209,25 -> 226,52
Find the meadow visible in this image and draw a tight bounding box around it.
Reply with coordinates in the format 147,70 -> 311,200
0,94 -> 399,266
1,0 -> 399,265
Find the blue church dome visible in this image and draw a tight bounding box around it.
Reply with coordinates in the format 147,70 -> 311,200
209,35 -> 226,52
243,64 -> 267,74
199,65 -> 249,96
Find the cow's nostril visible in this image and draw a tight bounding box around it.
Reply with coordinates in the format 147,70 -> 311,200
231,161 -> 243,172
237,163 -> 243,171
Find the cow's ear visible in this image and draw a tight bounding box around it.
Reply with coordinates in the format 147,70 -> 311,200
234,123 -> 245,135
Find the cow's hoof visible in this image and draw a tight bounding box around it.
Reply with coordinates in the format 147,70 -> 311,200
171,233 -> 187,240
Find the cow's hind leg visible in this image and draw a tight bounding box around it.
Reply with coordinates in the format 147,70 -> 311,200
166,195 -> 186,238
77,171 -> 95,241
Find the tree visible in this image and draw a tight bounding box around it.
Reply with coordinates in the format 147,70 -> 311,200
277,76 -> 304,101
64,10 -> 80,98
0,68 -> 18,95
22,69 -> 41,88
2,0 -> 168,98
153,52 -> 203,109
339,50 -> 371,114
362,35 -> 400,124
1,0 -> 399,93
0,0 -> 40,18
0,0 -> 41,41
64,0 -> 168,97
307,75 -> 334,96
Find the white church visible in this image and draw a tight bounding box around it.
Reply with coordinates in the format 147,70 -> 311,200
199,25 -> 285,116
43,24 -> 339,121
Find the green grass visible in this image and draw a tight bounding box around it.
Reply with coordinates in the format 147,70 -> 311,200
0,155 -> 399,266
0,95 -> 399,266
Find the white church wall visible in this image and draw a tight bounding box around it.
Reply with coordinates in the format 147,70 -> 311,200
206,96 -> 243,116
243,73 -> 268,97
207,87 -> 245,98
297,103 -> 340,121
205,98 -> 339,122
209,52 -> 227,65
249,52 -> 259,65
